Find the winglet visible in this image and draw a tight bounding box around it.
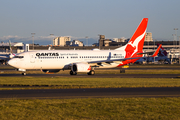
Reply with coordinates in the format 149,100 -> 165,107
151,44 -> 162,57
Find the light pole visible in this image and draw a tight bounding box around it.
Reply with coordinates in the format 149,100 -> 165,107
153,39 -> 156,62
172,34 -> 176,49
85,36 -> 88,46
98,34 -> 101,50
31,33 -> 35,50
174,28 -> 178,49
50,34 -> 54,46
98,34 -> 100,47
153,39 -> 156,50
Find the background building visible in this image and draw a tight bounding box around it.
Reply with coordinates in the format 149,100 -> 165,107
70,40 -> 84,46
0,42 -> 24,53
113,37 -> 126,42
145,32 -> 153,42
53,36 -> 71,46
99,35 -> 113,47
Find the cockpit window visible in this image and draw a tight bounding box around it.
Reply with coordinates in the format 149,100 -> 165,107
14,56 -> 24,58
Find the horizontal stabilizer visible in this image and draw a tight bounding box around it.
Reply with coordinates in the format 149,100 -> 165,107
137,44 -> 162,57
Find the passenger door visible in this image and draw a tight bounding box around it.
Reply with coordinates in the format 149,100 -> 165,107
30,54 -> 35,63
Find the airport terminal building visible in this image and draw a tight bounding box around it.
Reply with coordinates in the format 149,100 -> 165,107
1,32 -> 180,64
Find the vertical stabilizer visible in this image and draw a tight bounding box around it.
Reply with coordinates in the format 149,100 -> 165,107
157,43 -> 167,56
115,18 -> 148,58
9,40 -> 13,54
8,40 -> 15,58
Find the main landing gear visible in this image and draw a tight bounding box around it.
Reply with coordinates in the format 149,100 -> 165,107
17,69 -> 26,76
69,70 -> 95,75
87,70 -> 95,75
70,70 -> 77,75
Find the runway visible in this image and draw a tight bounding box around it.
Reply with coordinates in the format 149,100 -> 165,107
0,87 -> 180,99
0,73 -> 180,78
0,66 -> 180,99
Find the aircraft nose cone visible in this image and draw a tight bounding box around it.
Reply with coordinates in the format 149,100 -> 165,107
8,59 -> 17,67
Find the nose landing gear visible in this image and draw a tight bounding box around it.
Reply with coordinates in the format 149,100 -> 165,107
16,69 -> 26,76
22,72 -> 26,76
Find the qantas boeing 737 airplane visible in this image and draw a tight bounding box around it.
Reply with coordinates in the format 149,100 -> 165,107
8,18 -> 161,75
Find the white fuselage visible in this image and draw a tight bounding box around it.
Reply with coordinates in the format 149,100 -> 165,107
8,49 -> 126,70
7,18 -> 149,75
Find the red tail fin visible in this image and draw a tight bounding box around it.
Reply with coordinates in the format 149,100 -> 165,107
151,44 -> 162,57
125,18 -> 148,58
157,43 -> 167,56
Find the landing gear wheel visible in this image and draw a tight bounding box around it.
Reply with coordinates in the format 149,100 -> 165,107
70,71 -> 73,75
22,72 -> 26,76
70,70 -> 77,75
87,70 -> 95,75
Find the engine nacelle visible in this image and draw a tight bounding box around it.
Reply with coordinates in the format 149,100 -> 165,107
42,69 -> 60,74
72,63 -> 91,72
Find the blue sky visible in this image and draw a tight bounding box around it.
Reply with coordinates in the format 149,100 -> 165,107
0,0 -> 180,45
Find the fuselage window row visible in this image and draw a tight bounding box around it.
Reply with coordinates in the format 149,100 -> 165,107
36,56 -> 123,59
79,56 -> 123,59
37,57 -> 64,59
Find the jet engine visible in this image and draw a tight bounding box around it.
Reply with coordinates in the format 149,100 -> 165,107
42,69 -> 60,74
72,63 -> 91,72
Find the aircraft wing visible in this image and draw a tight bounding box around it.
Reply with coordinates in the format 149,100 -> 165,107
137,44 -> 162,56
0,54 -> 10,60
63,44 -> 162,69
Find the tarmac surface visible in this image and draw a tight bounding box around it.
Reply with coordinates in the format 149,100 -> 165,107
0,87 -> 180,99
0,73 -> 179,78
0,66 -> 180,99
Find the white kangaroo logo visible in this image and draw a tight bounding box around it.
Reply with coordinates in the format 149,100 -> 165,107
129,30 -> 146,57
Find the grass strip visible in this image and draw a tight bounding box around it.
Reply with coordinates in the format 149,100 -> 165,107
0,97 -> 180,120
0,77 -> 180,90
